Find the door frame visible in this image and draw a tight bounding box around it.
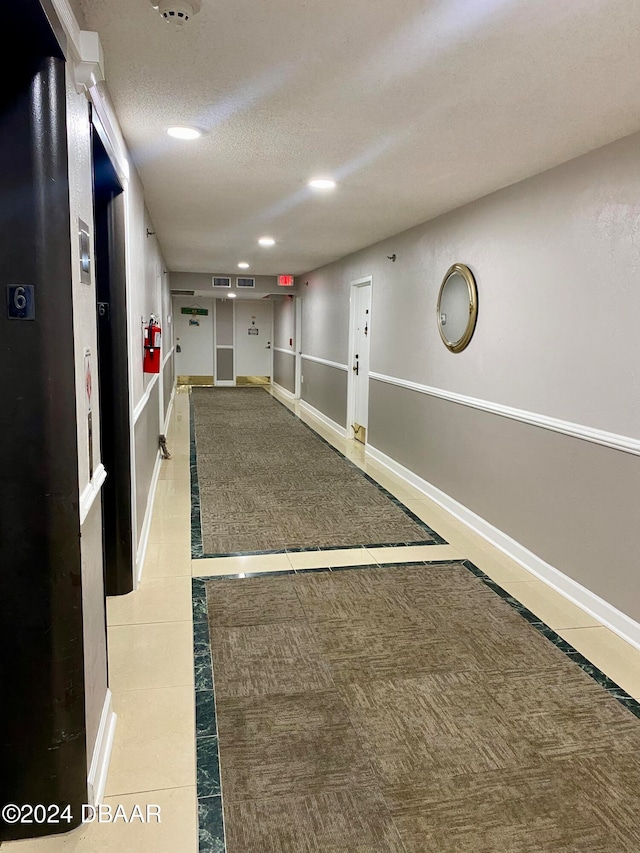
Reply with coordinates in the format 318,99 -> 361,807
270,299 -> 275,381
346,275 -> 373,441
213,297 -> 236,386
294,296 -> 302,398
91,114 -> 136,596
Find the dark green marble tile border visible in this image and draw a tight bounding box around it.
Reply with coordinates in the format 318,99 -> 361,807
192,558 -> 640,850
188,388 -> 447,560
198,796 -> 225,853
192,579 -> 226,852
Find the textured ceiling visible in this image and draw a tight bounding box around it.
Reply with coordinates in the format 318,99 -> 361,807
80,0 -> 640,275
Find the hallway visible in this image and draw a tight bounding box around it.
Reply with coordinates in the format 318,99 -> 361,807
3,1 -> 640,849
5,385 -> 640,852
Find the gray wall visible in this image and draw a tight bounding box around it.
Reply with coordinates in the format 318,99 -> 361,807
217,348 -> 234,382
274,350 -> 295,393
135,380 -> 161,545
297,129 -> 640,623
273,296 -> 296,392
131,199 -> 173,553
274,295 -> 295,349
299,270 -> 349,365
163,351 -> 174,422
370,382 -> 640,621
299,131 -> 640,437
301,359 -> 348,427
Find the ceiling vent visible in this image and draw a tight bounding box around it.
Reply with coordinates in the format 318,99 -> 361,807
150,0 -> 202,27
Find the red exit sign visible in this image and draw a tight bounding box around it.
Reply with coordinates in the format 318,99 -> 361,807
278,275 -> 294,287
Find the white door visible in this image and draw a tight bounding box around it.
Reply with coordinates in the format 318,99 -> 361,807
349,280 -> 372,443
234,301 -> 273,378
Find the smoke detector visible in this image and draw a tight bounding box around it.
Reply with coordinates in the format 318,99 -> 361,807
150,0 -> 202,27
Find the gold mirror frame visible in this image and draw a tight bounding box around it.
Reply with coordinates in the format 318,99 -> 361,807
436,263 -> 478,353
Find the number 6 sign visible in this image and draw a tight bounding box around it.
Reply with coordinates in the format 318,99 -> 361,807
6,285 -> 35,320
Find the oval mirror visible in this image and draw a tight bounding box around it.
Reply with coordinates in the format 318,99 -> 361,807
436,263 -> 478,353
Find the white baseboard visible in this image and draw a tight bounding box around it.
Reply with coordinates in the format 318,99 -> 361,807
367,443 -> 640,654
299,400 -> 348,439
163,384 -> 176,434
162,382 -> 176,435
271,381 -> 296,401
136,449 -> 163,584
137,383 -> 176,583
87,689 -> 117,806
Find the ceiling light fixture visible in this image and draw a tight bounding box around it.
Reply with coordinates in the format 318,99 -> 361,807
150,0 -> 202,28
309,178 -> 336,190
258,237 -> 275,247
238,262 -> 250,269
228,293 -> 237,298
167,126 -> 201,140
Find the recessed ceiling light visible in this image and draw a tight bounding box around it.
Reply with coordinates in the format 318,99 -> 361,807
258,237 -> 275,247
228,293 -> 237,298
309,178 -> 336,190
167,126 -> 201,140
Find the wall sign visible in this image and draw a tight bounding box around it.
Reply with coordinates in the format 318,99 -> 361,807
278,274 -> 294,287
181,307 -> 208,316
7,285 -> 35,320
248,328 -> 259,335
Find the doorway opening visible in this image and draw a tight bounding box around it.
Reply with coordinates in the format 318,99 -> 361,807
172,294 -> 276,388
347,276 -> 373,444
91,113 -> 134,596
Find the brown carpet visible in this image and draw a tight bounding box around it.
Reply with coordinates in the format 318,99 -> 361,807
192,387 -> 440,554
206,564 -> 640,852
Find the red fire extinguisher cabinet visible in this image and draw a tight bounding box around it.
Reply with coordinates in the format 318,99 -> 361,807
143,319 -> 161,374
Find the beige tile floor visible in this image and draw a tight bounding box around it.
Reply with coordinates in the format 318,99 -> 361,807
6,383 -> 640,851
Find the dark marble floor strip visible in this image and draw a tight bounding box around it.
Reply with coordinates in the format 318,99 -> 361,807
192,580 -> 226,852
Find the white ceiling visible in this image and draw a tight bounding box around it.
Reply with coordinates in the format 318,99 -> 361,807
79,0 -> 640,276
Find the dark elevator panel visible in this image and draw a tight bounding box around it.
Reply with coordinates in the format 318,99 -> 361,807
0,1 -> 87,839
